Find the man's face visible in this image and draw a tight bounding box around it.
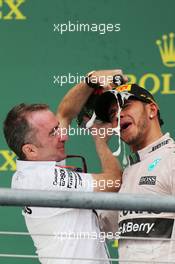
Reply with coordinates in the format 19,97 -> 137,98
110,99 -> 151,150
27,110 -> 68,161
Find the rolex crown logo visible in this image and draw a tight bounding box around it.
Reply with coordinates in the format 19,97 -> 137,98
156,33 -> 175,67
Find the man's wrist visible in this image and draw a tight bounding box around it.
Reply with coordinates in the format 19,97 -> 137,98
93,136 -> 108,144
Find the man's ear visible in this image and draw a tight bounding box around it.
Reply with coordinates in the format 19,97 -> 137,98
148,102 -> 158,119
22,144 -> 38,160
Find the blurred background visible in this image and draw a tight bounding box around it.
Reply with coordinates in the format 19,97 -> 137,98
0,0 -> 175,263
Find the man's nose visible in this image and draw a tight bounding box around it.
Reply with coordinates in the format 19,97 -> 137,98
60,133 -> 69,142
112,109 -> 124,127
56,127 -> 69,141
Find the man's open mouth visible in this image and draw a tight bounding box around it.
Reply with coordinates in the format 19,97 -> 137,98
120,122 -> 132,131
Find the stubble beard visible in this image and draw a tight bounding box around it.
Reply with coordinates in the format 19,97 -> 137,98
121,118 -> 147,149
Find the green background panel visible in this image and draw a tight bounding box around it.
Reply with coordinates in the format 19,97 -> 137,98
0,0 -> 175,263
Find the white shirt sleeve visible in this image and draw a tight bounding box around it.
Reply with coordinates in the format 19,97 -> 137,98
41,165 -> 94,193
13,161 -> 94,193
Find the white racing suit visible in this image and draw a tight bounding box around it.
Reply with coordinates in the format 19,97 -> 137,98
11,160 -> 109,264
118,133 -> 175,263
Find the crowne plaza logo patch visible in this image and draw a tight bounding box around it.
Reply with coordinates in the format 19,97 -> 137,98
139,176 -> 156,185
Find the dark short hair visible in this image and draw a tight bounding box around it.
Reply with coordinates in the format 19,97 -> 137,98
3,103 -> 49,160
